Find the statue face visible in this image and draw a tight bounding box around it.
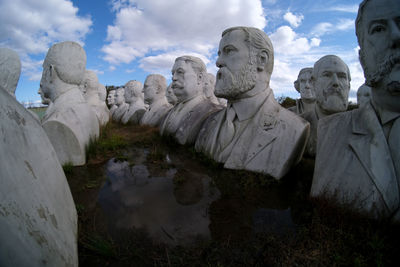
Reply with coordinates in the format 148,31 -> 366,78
143,78 -> 158,104
107,91 -> 115,105
298,71 -> 315,101
171,60 -> 200,103
37,87 -> 51,105
315,57 -> 350,114
166,84 -> 177,105
214,29 -> 257,99
40,61 -> 54,101
359,0 -> 400,112
357,84 -> 372,107
115,88 -> 125,105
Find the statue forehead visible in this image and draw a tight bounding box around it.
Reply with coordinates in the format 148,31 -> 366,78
316,57 -> 347,73
172,59 -> 194,72
361,0 -> 400,25
299,71 -> 312,79
219,29 -> 247,50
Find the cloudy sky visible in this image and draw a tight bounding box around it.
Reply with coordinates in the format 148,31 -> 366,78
0,0 -> 364,104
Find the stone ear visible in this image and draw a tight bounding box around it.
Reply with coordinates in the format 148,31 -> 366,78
294,80 -> 299,92
257,50 -> 268,71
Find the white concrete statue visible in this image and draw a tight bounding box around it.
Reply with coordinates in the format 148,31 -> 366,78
160,56 -> 222,145
300,55 -> 351,157
0,47 -> 21,97
357,83 -> 372,107
40,41 -> 99,166
140,74 -> 172,127
0,86 -> 78,267
203,73 -> 221,105
38,87 -> 51,105
107,89 -> 118,115
112,87 -> 129,122
311,0 -> 400,222
83,70 -> 110,126
166,83 -> 178,106
288,67 -> 315,114
121,80 -> 146,124
195,27 -> 310,180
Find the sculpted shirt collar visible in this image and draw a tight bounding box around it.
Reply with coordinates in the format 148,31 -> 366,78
229,87 -> 271,122
371,99 -> 400,125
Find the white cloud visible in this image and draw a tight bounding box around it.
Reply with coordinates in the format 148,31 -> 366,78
327,4 -> 359,13
283,12 -> 304,28
89,69 -> 104,75
102,0 -> 266,66
270,26 -> 320,55
0,0 -> 92,80
311,19 -> 354,37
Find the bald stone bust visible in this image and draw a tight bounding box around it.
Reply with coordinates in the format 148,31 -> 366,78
288,67 -> 315,114
41,41 -> 99,166
195,27 -> 309,180
311,0 -> 400,222
112,87 -> 129,122
357,83 -> 372,107
160,56 -> 222,145
300,55 -> 351,157
83,70 -> 110,126
121,80 -> 146,124
141,74 -> 172,127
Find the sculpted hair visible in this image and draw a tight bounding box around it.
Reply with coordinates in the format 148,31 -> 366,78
222,26 -> 274,76
45,41 -> 86,85
0,47 -> 21,94
294,67 -> 313,91
124,80 -> 143,98
312,55 -> 351,82
175,56 -> 207,76
355,0 -> 371,48
146,74 -> 167,94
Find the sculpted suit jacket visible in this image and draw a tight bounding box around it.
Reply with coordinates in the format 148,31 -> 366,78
311,101 -> 400,220
195,89 -> 310,180
141,99 -> 172,127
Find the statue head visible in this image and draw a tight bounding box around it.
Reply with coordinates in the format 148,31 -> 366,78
203,73 -> 216,98
124,80 -> 143,104
312,55 -> 351,116
294,67 -> 314,101
143,74 -> 167,105
356,0 -> 400,113
38,87 -> 51,105
214,26 -> 274,100
98,84 -> 107,102
171,55 -> 206,103
83,70 -> 99,97
115,87 -> 125,106
40,41 -> 86,101
166,83 -> 177,105
107,89 -> 116,107
357,83 -> 372,107
0,47 -> 21,96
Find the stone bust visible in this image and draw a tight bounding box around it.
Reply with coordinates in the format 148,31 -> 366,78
83,70 -> 110,126
121,80 -> 146,124
301,55 -> 351,157
40,41 -> 99,166
107,89 -> 117,113
166,83 -> 178,106
203,73 -> 220,105
0,47 -> 21,97
288,67 -> 315,114
356,83 -> 372,108
160,56 -> 222,145
311,0 -> 400,222
112,87 -> 129,122
140,74 -> 171,127
195,26 -> 309,179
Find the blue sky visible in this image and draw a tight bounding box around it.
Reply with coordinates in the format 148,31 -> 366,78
0,0 -> 364,105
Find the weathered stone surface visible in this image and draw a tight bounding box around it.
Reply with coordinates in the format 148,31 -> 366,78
301,55 -> 351,157
107,89 -> 118,115
357,83 -> 371,107
112,87 -> 129,122
141,74 -> 172,127
0,47 -> 21,96
288,67 -> 315,115
166,83 -> 178,106
83,70 -> 110,126
121,80 -> 146,124
160,56 -> 221,145
40,41 -> 99,166
0,87 -> 78,267
311,0 -> 400,222
195,27 -> 309,179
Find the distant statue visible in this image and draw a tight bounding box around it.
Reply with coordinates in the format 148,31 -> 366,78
311,0 -> 400,222
300,55 -> 351,157
0,47 -> 21,97
160,56 -> 222,145
288,67 -> 315,114
82,70 -> 110,126
203,73 -> 220,105
0,79 -> 78,266
121,80 -> 146,124
166,83 -> 178,106
140,74 -> 172,127
41,41 -> 99,166
112,87 -> 129,122
356,83 -> 371,108
107,89 -> 118,115
195,27 -> 309,179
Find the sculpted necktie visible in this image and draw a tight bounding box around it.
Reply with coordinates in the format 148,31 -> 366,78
218,105 -> 236,151
389,118 -> 400,183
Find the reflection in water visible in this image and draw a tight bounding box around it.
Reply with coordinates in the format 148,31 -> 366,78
253,208 -> 295,235
99,155 -> 220,245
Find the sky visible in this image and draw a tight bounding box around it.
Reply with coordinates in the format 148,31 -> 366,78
0,0 -> 365,105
